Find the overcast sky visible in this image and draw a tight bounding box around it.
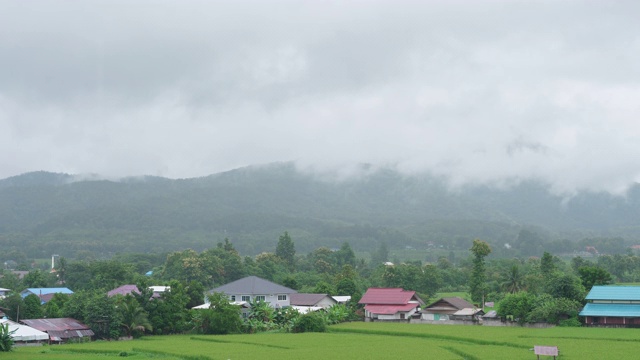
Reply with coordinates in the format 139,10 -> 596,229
1,0 -> 639,194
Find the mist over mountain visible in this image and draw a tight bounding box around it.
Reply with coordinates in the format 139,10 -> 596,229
1,162 -> 639,260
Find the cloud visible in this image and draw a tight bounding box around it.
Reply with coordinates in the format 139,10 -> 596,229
1,0 -> 639,194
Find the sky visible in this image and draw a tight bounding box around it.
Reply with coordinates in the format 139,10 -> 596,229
1,0 -> 639,195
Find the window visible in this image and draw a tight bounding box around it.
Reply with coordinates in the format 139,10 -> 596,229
255,295 -> 266,301
241,295 -> 251,302
242,312 -> 248,318
230,295 -> 236,301
400,313 -> 405,319
278,295 -> 287,301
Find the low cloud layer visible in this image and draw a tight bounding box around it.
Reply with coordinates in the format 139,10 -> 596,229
1,1 -> 639,194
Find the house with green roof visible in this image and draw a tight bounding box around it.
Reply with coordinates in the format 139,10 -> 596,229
579,286 -> 640,327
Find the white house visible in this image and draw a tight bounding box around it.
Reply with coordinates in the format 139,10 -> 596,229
208,276 -> 297,309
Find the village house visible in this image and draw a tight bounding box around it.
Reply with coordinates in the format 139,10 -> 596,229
20,287 -> 73,304
579,285 -> 640,327
0,318 -> 49,346
207,276 -> 297,309
290,293 -> 337,314
421,297 -> 483,322
359,288 -> 425,321
20,318 -> 94,344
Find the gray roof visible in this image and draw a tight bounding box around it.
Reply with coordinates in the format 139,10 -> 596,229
290,293 -> 335,306
426,297 -> 475,310
209,276 -> 297,295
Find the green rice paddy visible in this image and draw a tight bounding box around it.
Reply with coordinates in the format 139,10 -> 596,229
10,322 -> 640,359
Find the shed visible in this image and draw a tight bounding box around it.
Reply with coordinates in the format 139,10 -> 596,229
0,319 -> 49,345
20,318 -> 94,343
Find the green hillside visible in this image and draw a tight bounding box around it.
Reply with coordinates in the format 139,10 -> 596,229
1,163 -> 639,259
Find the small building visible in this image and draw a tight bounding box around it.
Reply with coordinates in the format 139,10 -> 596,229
20,288 -> 73,304
208,276 -> 297,309
107,285 -> 167,299
579,286 -> 640,327
422,297 -> 481,321
332,295 -> 352,304
0,287 -> 10,299
290,293 -> 337,309
107,284 -> 141,297
359,288 -> 425,321
0,319 -> 49,346
20,318 -> 94,344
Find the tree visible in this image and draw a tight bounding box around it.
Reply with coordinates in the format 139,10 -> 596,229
23,270 -> 49,288
117,296 -> 152,338
371,242 -> 389,267
502,265 -> 525,294
497,292 -> 535,324
540,252 -> 556,280
335,242 -> 356,267
545,273 -> 586,303
21,294 -> 43,320
578,266 -> 613,291
469,239 -> 492,303
196,292 -> 242,335
276,231 -> 296,271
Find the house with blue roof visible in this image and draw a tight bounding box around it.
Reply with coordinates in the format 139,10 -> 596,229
20,288 -> 74,304
579,286 -> 640,327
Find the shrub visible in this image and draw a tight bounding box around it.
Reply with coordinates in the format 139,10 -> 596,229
0,323 -> 16,352
558,317 -> 582,327
293,312 -> 327,333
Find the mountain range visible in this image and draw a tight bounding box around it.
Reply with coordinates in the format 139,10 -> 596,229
1,162 -> 639,260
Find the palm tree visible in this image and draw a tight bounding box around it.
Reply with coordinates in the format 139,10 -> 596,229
502,265 -> 525,294
118,297 -> 153,338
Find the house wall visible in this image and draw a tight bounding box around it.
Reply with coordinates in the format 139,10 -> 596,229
584,316 -> 640,326
316,297 -> 337,309
368,308 -> 417,321
228,293 -> 291,308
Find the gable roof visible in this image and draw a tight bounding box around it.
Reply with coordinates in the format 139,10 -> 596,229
290,293 -> 336,306
0,319 -> 49,342
20,318 -> 91,332
579,303 -> 640,317
425,297 -> 475,311
107,285 -> 141,297
210,276 -> 297,295
22,288 -> 73,297
586,286 -> 640,301
359,288 -> 424,306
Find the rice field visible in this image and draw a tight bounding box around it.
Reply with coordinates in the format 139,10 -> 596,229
10,322 -> 640,359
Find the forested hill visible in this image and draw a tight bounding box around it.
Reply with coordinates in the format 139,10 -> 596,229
1,163 -> 639,259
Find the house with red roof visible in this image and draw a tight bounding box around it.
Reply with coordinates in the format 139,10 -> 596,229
358,288 -> 425,321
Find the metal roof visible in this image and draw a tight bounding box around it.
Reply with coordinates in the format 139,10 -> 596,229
210,276 -> 297,295
359,288 -> 424,306
585,286 -> 640,301
107,285 -> 141,297
425,297 -> 474,310
579,303 -> 640,317
22,288 -> 73,297
290,293 -> 335,306
0,319 -> 49,342
20,318 -> 91,332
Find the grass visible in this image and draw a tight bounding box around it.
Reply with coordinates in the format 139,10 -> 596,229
10,322 -> 640,359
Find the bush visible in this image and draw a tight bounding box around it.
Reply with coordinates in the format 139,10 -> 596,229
293,312 -> 327,333
558,317 -> 582,327
0,323 -> 16,352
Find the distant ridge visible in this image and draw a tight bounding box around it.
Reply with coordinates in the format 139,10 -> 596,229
1,162 -> 640,259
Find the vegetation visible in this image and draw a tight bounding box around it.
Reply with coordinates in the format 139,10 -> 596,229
8,323 -> 640,359
0,323 -> 16,352
3,165 -> 640,261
